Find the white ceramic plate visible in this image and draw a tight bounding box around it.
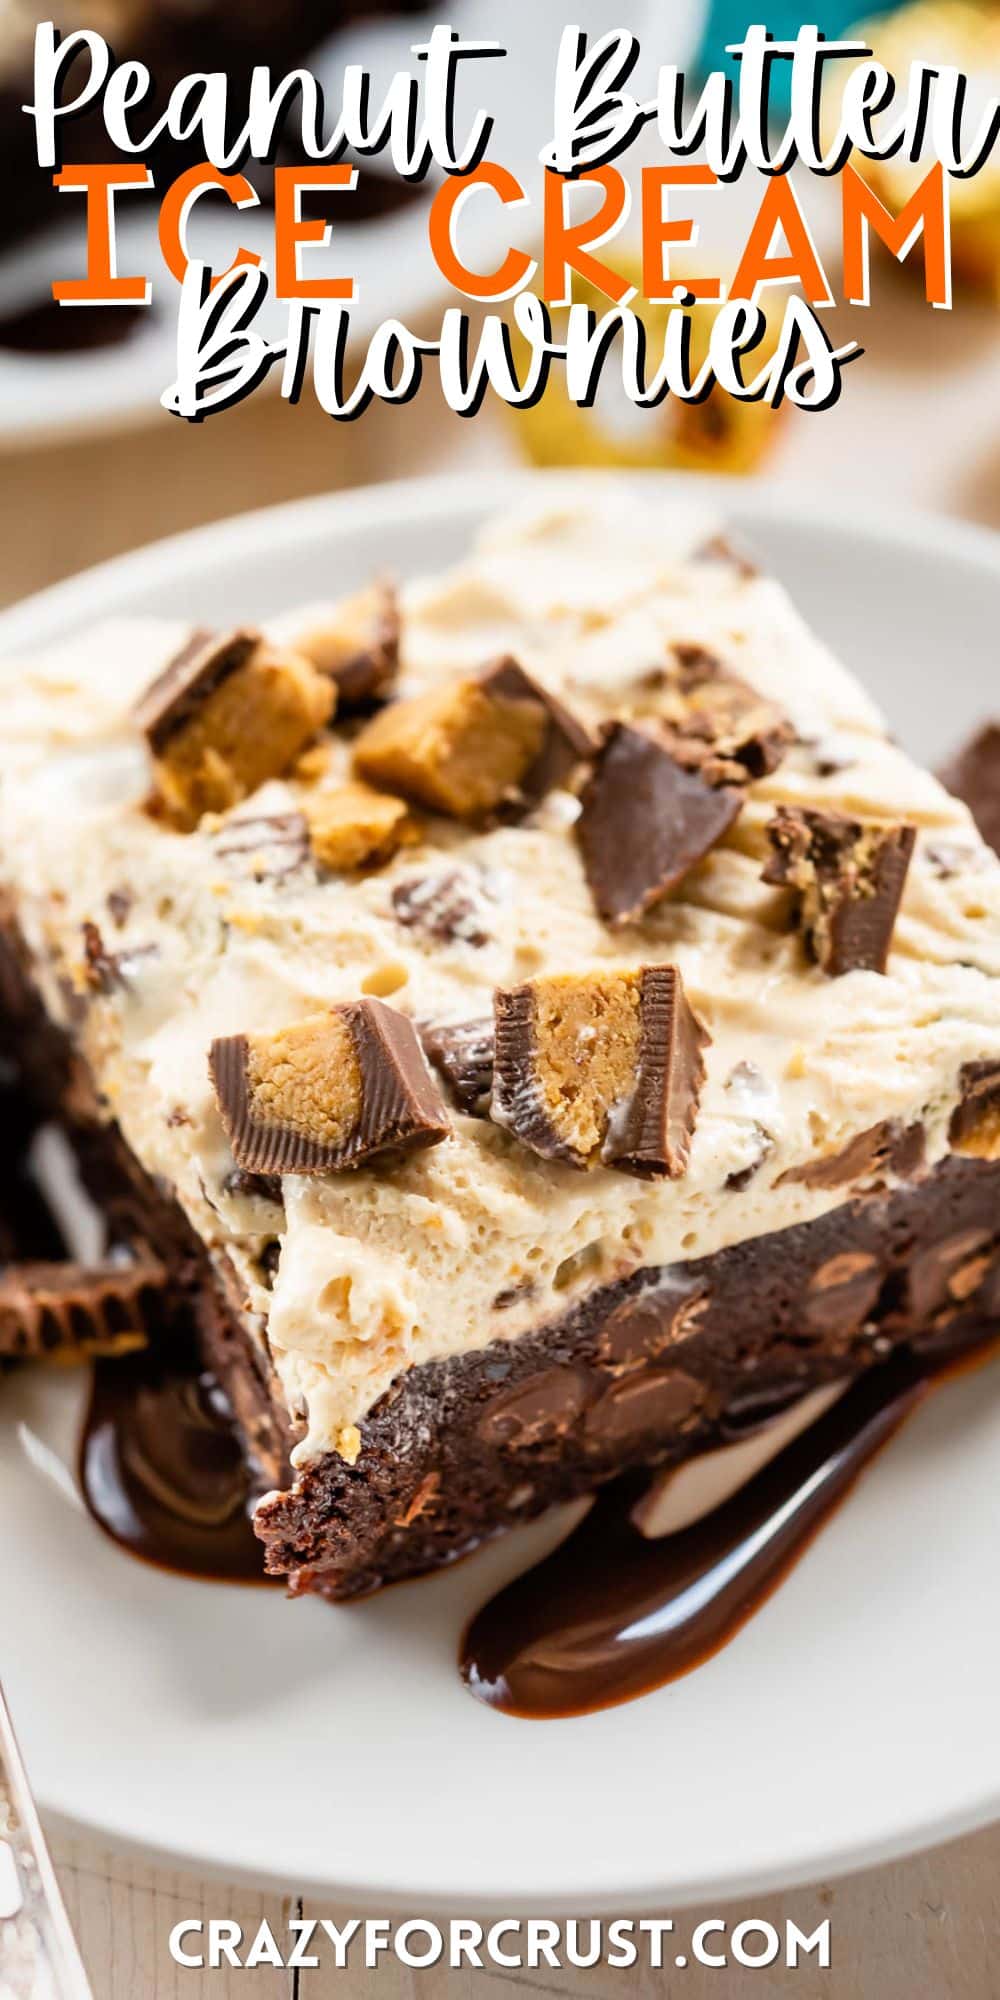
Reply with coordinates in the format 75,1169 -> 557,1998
0,473 -> 998,1909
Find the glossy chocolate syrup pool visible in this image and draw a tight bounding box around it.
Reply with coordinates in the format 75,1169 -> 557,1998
461,1355 -> 930,1719
80,1345 -> 273,1584
78,1337 -> 990,1705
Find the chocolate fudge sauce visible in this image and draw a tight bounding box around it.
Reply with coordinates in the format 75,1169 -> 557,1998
461,1354 -> 932,1720
80,1345 -> 274,1585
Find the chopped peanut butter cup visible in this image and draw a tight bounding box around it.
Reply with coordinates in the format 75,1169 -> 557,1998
938,722 -> 1000,859
209,1000 -> 450,1175
293,581 -> 400,709
0,1255 -> 167,1363
636,644 -> 792,787
763,806 -> 916,976
419,1017 -> 495,1114
949,1061 -> 1000,1160
352,656 -> 592,822
135,627 -> 334,828
491,966 -> 709,1178
578,723 -> 743,926
304,782 -> 421,873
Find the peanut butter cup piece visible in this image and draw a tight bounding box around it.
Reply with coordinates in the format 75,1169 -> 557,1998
763,806 -> 916,975
949,1061 -> 1000,1159
304,782 -> 421,873
209,1000 -> 450,1175
135,627 -> 334,828
938,722 -> 1000,858
491,966 -> 709,1178
0,1255 -> 166,1363
641,645 -> 792,786
293,581 -> 400,709
353,657 -> 591,821
578,723 -> 743,927
419,1017 -> 495,1114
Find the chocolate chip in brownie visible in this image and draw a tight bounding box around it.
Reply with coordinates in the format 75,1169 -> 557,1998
763,806 -> 916,975
491,965 -> 709,1178
209,999 -> 450,1175
578,722 -> 743,926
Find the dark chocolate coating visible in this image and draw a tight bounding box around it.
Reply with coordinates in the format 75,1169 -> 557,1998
578,724 -> 743,926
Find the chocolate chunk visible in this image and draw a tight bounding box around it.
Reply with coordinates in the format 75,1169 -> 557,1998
763,807 -> 916,975
106,887 -> 133,928
0,1255 -> 166,1362
209,999 -> 450,1175
213,810 -> 310,881
81,921 -> 158,994
353,657 -> 592,822
949,1061 -> 1000,1159
221,1167 -> 283,1204
924,840 -> 987,881
778,1119 -> 925,1190
802,1250 -> 883,1339
294,581 -> 400,709
725,1136 -> 773,1191
418,1018 -> 494,1114
584,1368 -> 705,1444
304,783 -> 420,873
135,627 -> 333,828
906,1226 -> 995,1321
578,723 -> 743,926
595,1278 -> 709,1373
938,722 -> 1000,857
477,1368 -> 591,1449
492,1279 -> 536,1311
391,865 -> 499,947
491,965 -> 709,1178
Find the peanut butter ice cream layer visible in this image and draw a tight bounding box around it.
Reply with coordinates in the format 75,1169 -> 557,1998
1,481 -> 999,1489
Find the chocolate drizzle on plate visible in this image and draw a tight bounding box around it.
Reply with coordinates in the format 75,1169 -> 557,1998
460,1348 -> 980,1721
79,1342 -> 274,1585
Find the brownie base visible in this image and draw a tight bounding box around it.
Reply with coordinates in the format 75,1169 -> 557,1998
254,1155 -> 1000,1595
3,912 -> 999,1602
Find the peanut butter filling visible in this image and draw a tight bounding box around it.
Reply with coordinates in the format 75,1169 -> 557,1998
531,973 -> 643,1159
151,642 -> 333,827
244,1014 -> 362,1149
305,782 -> 421,872
353,678 -> 547,819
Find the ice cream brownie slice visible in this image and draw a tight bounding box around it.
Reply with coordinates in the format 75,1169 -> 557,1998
0,484 -> 998,1598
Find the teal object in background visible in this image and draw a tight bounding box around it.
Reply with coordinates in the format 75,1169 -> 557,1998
695,2 -> 909,101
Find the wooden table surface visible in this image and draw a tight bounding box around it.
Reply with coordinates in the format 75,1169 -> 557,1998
3,277 -> 998,1997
